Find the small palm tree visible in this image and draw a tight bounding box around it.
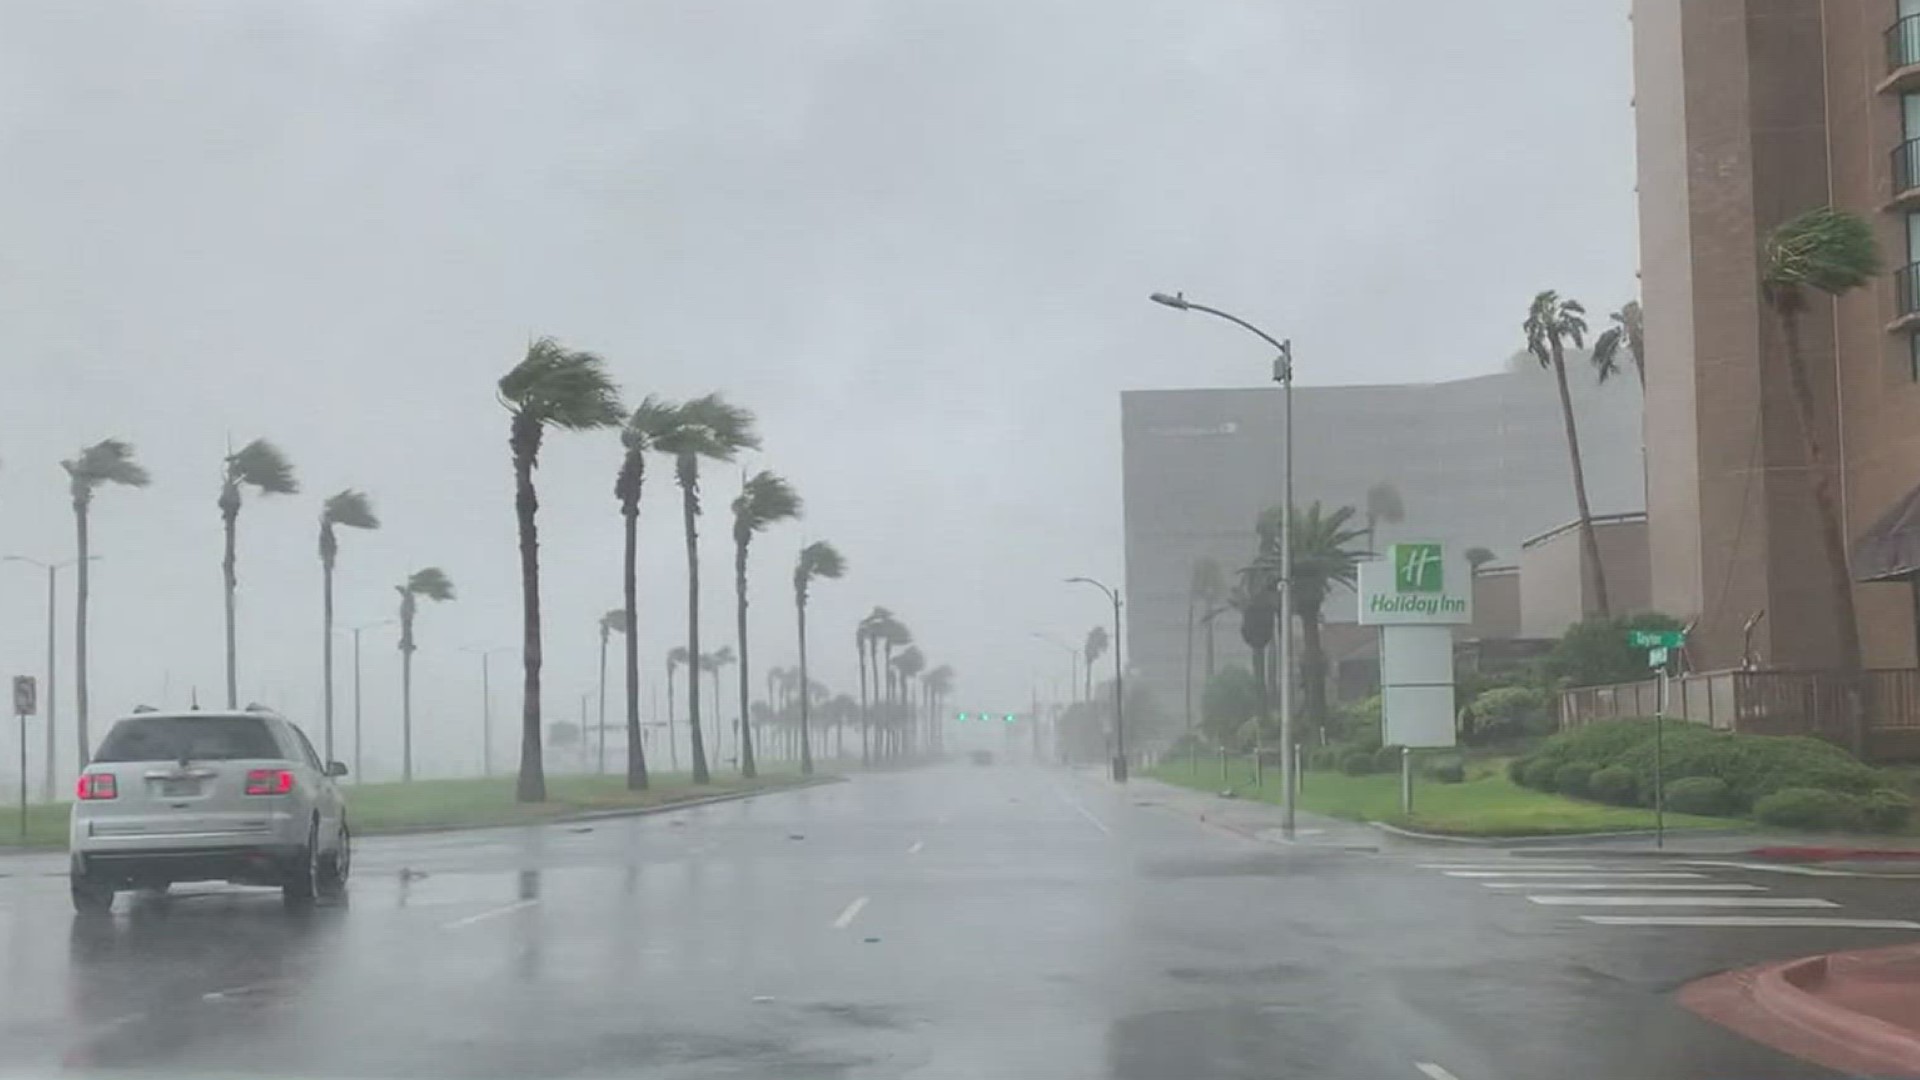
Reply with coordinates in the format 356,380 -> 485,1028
924,663 -> 954,753
731,470 -> 804,778
1257,502 -> 1368,733
1591,299 -> 1644,391
875,616 -> 912,758
1363,482 -> 1404,551
891,645 -> 926,755
613,396 -> 680,790
1464,546 -> 1498,573
652,394 -> 761,784
598,609 -> 627,776
318,489 -> 379,762
1524,289 -> 1611,619
666,646 -> 690,772
63,439 -> 150,765
1763,206 -> 1880,748
794,541 -> 847,775
1083,625 -> 1109,703
220,438 -> 299,708
1229,573 -> 1279,742
1185,558 -> 1224,733
700,647 -> 737,767
396,567 -> 456,782
499,337 -> 625,801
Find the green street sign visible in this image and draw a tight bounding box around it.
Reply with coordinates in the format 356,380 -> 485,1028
1628,630 -> 1686,649
1393,543 -> 1444,594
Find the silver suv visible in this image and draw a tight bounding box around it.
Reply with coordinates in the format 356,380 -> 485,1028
69,708 -> 351,913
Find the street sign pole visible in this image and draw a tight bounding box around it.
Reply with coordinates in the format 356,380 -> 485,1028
1655,661 -> 1667,850
12,675 -> 35,842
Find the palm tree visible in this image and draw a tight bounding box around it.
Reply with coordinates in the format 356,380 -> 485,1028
62,439 -> 150,765
598,609 -> 627,776
826,692 -> 858,760
1083,625 -> 1109,703
1763,206 -> 1880,749
857,607 -> 893,763
666,646 -> 689,772
700,647 -> 737,768
1363,482 -> 1404,551
652,394 -> 760,784
1258,502 -> 1367,732
924,664 -> 954,753
499,337 -> 625,801
731,470 -> 803,779
317,490 -> 379,763
855,618 -> 873,765
396,567 -> 455,782
1185,558 -> 1224,734
613,396 -> 680,790
875,615 -> 912,758
1230,572 -> 1279,744
891,646 -> 926,756
794,541 -> 847,775
1591,299 -> 1644,391
1524,289 -> 1610,619
1464,546 -> 1498,573
220,438 -> 299,708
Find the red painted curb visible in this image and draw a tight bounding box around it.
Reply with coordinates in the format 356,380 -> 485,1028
1682,948 -> 1920,1078
1745,845 -> 1920,862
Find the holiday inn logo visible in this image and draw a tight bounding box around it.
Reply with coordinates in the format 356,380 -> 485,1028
1394,543 -> 1443,594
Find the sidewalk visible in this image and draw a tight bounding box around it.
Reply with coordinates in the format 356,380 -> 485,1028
1127,777 -> 1391,851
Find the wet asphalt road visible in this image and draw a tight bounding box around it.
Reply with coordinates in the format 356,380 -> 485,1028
2,763 -> 1918,1079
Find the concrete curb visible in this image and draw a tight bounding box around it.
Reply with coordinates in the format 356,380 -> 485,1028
357,775 -> 845,837
1751,954 -> 1920,1075
1365,821 -> 1700,847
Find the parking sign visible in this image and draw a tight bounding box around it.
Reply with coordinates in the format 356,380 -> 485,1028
12,676 -> 34,717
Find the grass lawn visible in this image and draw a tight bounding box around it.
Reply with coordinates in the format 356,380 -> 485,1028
0,768 -> 823,850
1150,757 -> 1737,837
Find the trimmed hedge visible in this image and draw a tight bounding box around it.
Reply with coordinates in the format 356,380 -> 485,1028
1518,720 -> 1886,812
1426,760 -> 1466,784
1588,765 -> 1637,806
1521,758 -> 1562,791
1338,749 -> 1375,776
1553,762 -> 1596,798
1664,776 -> 1732,816
1754,788 -> 1863,830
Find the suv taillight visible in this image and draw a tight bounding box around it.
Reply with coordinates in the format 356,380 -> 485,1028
244,769 -> 294,796
76,773 -> 117,800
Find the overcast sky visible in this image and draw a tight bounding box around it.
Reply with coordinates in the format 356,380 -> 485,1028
0,1 -> 1636,781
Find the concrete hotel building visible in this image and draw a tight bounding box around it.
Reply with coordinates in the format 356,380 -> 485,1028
1633,0 -> 1920,671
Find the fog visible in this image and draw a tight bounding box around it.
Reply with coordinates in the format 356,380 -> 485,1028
0,1 -> 1635,784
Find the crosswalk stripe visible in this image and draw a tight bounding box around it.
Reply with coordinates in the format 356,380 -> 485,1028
1526,895 -> 1836,908
1443,870 -> 1706,879
1580,915 -> 1920,929
1481,881 -> 1764,891
1418,863 -> 1597,871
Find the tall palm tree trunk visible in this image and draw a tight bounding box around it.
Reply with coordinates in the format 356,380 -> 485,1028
798,603 -> 814,775
596,627 -> 609,774
857,641 -> 870,766
1550,345 -> 1612,618
75,502 -> 92,765
322,556 -> 335,763
222,500 -> 239,709
1299,602 -> 1330,740
623,509 -> 647,790
666,667 -> 678,772
401,636 -> 414,782
1183,597 -> 1196,733
734,539 -> 757,779
1778,307 -> 1867,752
1250,643 -> 1269,746
512,435 -> 547,803
679,482 -> 710,784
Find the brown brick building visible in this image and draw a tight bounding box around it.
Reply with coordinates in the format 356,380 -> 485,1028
1633,0 -> 1920,672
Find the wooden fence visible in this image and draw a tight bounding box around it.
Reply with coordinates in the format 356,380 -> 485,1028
1559,668 -> 1920,762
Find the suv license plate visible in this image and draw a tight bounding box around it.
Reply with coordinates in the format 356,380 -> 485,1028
159,779 -> 199,797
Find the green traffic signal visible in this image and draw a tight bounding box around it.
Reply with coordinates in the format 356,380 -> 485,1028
956,712 -> 968,722
1005,713 -> 1016,724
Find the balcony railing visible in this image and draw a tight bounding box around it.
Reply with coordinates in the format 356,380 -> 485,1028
1889,15 -> 1920,77
1899,263 -> 1920,322
1897,139 -> 1920,203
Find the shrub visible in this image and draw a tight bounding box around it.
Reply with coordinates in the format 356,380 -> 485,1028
1374,745 -> 1405,773
1466,685 -> 1554,743
1425,760 -> 1466,784
1546,612 -> 1686,687
1588,765 -> 1638,806
1753,787 -> 1866,831
1521,758 -> 1562,791
1861,789 -> 1916,833
1339,749 -> 1375,776
1553,762 -> 1596,798
1664,775 -> 1732,816
1506,756 -> 1532,785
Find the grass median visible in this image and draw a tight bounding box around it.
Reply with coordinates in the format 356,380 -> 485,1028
1149,756 -> 1736,837
0,768 -> 825,850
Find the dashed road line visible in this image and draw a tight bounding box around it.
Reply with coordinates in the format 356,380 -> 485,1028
1414,1063 -> 1463,1080
832,895 -> 869,929
1581,915 -> 1920,929
441,898 -> 538,930
907,840 -> 924,855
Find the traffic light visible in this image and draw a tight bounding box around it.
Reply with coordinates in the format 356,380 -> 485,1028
956,712 -> 969,723
1004,713 -> 1016,724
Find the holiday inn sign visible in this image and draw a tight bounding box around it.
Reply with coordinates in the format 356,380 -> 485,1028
1357,543 -> 1473,626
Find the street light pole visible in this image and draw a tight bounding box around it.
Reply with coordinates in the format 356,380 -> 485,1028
1030,633 -> 1079,707
341,620 -> 396,782
1150,291 -> 1296,837
462,646 -> 517,777
5,555 -> 86,801
1066,577 -> 1125,782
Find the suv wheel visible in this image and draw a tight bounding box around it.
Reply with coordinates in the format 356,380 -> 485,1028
71,873 -> 114,915
318,822 -> 350,899
283,820 -> 320,910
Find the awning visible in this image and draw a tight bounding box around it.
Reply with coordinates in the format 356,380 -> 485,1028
1853,481 -> 1920,582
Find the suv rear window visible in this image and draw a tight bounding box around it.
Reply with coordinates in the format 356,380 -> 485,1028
94,716 -> 284,763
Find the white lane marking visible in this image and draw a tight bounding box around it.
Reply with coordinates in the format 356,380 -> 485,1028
1677,859 -> 1882,878
1414,1063 -> 1463,1080
1581,915 -> 1920,929
831,895 -> 869,929
441,898 -> 538,930
1070,802 -> 1111,835
1420,863 -> 1597,870
1527,894 -> 1837,908
907,840 -> 924,855
1483,881 -> 1765,891
1444,870 -> 1706,879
